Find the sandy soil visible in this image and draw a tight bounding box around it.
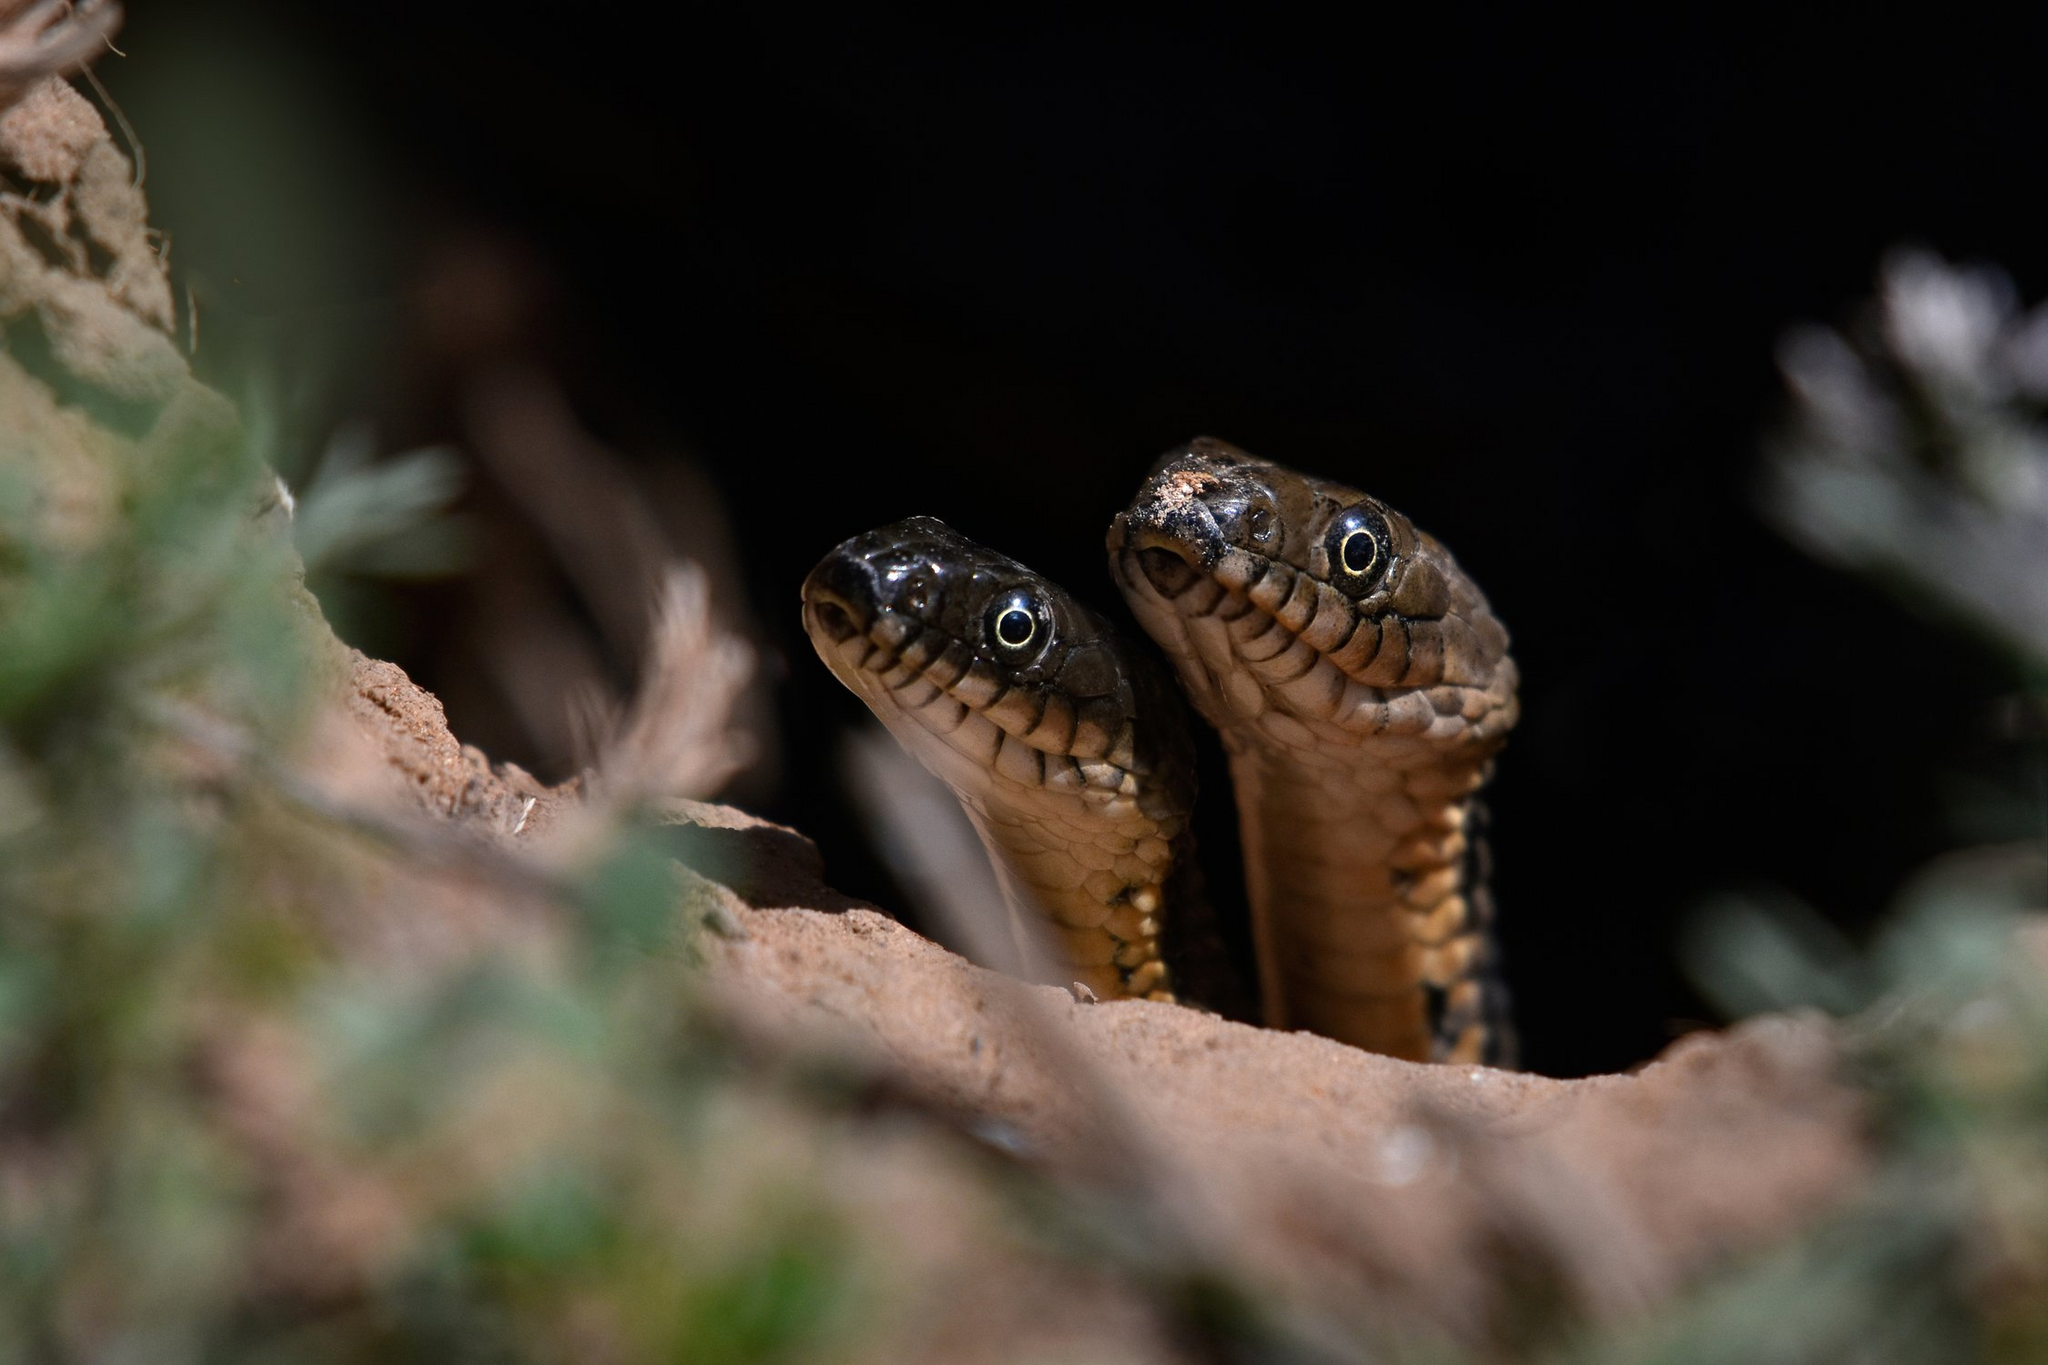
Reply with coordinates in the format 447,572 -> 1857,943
342,647 -> 1869,1344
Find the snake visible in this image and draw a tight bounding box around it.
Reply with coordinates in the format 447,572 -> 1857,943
1109,439 -> 1519,1065
800,441 -> 1517,1067
801,516 -> 1239,1008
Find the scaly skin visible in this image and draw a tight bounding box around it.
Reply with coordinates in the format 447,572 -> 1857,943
802,516 -> 1231,1006
1109,439 -> 1519,1064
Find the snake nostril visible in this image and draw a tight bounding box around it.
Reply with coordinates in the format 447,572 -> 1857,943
1137,546 -> 1200,596
805,551 -> 884,642
811,598 -> 861,644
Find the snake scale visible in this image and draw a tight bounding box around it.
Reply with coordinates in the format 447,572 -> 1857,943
803,438 -> 1518,1066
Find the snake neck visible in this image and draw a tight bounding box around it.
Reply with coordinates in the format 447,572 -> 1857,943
963,795 -> 1245,1016
1224,733 -> 1511,1065
946,752 -> 1187,1003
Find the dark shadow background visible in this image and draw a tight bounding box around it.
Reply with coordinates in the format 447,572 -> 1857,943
99,6 -> 2048,1075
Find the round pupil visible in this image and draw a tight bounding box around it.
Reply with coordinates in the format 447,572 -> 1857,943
1340,527 -> 1378,575
996,607 -> 1034,647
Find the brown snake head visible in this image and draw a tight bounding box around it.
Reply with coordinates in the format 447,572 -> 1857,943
802,516 -> 1199,1000
1107,437 -> 1517,755
803,516 -> 1186,790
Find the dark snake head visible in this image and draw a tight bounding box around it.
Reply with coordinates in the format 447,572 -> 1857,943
803,517 -> 1189,800
1112,437 -> 1430,618
1108,438 -> 1516,750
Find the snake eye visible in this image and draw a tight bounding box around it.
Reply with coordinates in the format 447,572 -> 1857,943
1325,505 -> 1391,597
984,589 -> 1049,662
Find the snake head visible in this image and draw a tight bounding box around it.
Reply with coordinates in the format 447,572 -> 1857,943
804,515 -> 1101,693
1110,437 -> 1430,610
803,517 -> 1188,787
1110,437 -> 1286,590
1109,439 -> 1516,746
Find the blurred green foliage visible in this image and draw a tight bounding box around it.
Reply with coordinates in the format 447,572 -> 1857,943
229,345 -> 472,654
0,355 -> 883,1360
1638,250 -> 2048,1365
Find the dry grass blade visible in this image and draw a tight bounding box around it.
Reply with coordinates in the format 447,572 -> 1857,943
579,560 -> 756,805
841,726 -> 1033,981
0,0 -> 119,96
